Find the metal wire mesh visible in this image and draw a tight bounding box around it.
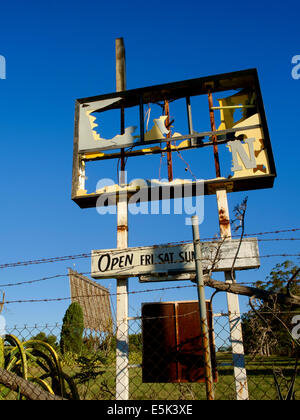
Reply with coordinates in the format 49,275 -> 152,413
1,310 -> 299,400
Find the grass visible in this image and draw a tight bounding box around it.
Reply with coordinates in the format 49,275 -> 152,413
1,349 -> 299,400
68,351 -> 300,400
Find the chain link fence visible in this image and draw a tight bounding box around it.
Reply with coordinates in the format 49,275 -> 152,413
1,306 -> 299,401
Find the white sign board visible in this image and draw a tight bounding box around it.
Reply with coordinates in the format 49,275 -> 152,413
91,238 -> 260,279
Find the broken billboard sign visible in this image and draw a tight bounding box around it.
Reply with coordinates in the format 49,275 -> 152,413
72,68 -> 276,209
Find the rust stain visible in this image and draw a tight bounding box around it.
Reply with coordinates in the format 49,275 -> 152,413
253,164 -> 267,174
117,225 -> 128,232
218,208 -> 230,226
254,139 -> 266,157
237,381 -> 248,400
219,207 -> 230,238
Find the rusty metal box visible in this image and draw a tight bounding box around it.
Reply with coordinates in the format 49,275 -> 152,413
142,301 -> 218,383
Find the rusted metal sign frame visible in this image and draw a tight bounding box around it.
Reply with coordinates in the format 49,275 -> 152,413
72,68 -> 276,209
91,238 -> 260,280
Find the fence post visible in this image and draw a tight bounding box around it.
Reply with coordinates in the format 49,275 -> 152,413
192,215 -> 215,400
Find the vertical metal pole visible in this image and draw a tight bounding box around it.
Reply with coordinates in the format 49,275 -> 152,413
186,96 -> 194,147
115,37 -> 129,401
164,100 -> 174,182
216,189 -> 249,400
139,96 -> 145,143
207,91 -> 221,178
191,215 -> 215,401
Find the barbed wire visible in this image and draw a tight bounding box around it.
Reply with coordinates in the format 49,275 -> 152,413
0,228 -> 299,270
0,273 -> 70,288
257,238 -> 300,242
0,227 -> 299,300
5,306 -> 300,329
0,250 -> 300,287
2,270 -> 300,305
243,228 -> 300,237
3,283 -> 196,305
0,273 -> 257,289
0,253 -> 91,269
0,249 -> 300,290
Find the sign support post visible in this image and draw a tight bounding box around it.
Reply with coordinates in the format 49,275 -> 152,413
192,215 -> 215,400
207,89 -> 249,400
115,37 -> 129,401
216,188 -> 249,400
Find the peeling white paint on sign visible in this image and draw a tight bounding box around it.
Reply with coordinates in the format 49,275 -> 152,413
91,238 -> 260,279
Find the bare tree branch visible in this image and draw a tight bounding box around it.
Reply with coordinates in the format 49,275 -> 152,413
202,275 -> 300,306
287,268 -> 300,299
207,237 -> 226,277
249,296 -> 271,328
230,197 -> 248,282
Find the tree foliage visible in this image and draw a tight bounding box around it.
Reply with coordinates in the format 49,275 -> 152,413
60,302 -> 84,355
31,332 -> 58,350
242,260 -> 300,357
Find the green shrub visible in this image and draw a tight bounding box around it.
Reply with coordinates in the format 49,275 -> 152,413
30,332 -> 58,350
60,302 -> 84,355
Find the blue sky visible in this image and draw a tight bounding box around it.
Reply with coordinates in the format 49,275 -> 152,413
0,0 -> 299,328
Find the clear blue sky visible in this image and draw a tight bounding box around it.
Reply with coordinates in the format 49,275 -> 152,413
0,0 -> 299,328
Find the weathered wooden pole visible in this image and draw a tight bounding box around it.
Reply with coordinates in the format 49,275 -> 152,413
216,188 -> 249,400
207,89 -> 249,400
115,37 -> 129,401
192,216 -> 215,400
